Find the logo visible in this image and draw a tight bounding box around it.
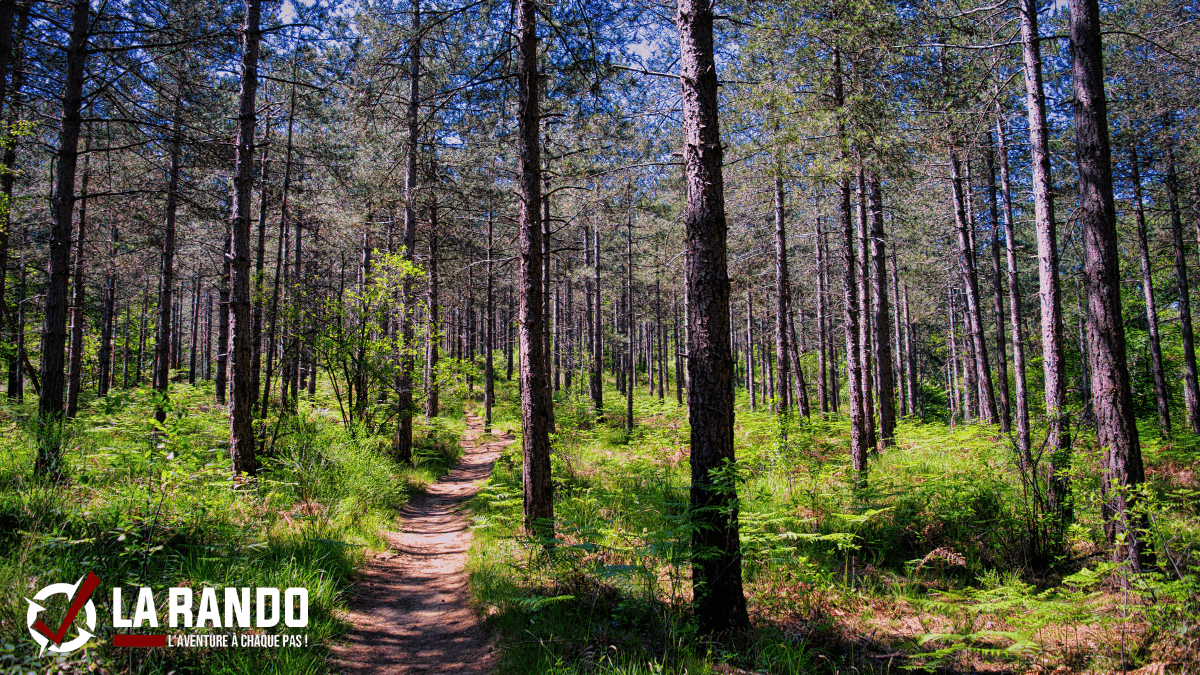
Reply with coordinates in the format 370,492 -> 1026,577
26,571 -> 101,655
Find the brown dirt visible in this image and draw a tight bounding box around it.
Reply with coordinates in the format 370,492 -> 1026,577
330,414 -> 509,674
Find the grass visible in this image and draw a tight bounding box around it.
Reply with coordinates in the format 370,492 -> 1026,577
0,374 -> 465,675
466,378 -> 1200,674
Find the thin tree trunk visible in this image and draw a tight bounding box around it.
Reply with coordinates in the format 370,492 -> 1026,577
591,228 -> 603,410
228,0 -> 262,475
425,204 -> 440,419
216,229 -> 230,403
394,0 -> 420,464
948,146 -> 998,424
1130,142 -> 1170,435
98,226 -> 118,396
625,212 -> 634,434
1071,0 -> 1145,566
153,95 -> 183,424
1165,144 -> 1200,433
34,0 -> 88,478
869,175 -> 894,446
485,210 -> 494,432
678,0 -> 748,631
251,120 -> 272,413
985,146 -> 1011,432
262,73 -> 297,417
856,168 -> 876,450
774,172 -> 791,414
834,53 -> 867,482
903,283 -> 917,417
816,219 -> 828,415
65,150 -> 90,419
996,109 -> 1031,458
747,287 -> 756,412
189,274 -> 199,385
2,2 -> 30,400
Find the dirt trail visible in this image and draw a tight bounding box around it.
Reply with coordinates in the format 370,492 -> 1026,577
330,414 -> 508,674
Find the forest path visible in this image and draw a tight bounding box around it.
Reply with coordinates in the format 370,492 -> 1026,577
330,413 -> 508,674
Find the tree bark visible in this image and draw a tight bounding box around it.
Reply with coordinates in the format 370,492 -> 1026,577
485,210 -> 494,432
985,145 -> 1011,432
816,218 -> 828,415
34,0 -> 88,478
1130,142 -> 1170,435
425,203 -> 440,419
1165,144 -> 1200,433
834,51 -> 867,480
228,0 -> 262,475
948,146 -> 998,425
678,0 -> 748,633
98,226 -> 118,396
1071,0 -> 1145,565
517,0 -> 553,540
591,228 -> 604,410
65,150 -> 90,419
394,0 -> 420,463
154,94 -> 183,424
869,175 -> 894,446
996,109 -> 1031,458
774,172 -> 790,414
1020,0 -> 1070,510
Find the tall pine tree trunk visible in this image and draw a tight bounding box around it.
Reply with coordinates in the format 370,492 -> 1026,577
34,0 -> 88,479
678,0 -> 748,632
774,172 -> 791,414
869,174 -> 894,446
228,0 -> 262,475
1071,0 -> 1146,566
425,204 -> 440,419
1020,0 -> 1070,512
394,0 -> 420,463
517,0 -> 553,539
154,95 -> 183,424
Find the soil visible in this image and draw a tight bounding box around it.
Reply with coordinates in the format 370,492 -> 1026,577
330,414 -> 509,674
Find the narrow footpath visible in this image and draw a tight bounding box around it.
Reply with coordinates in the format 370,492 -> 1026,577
330,414 -> 509,674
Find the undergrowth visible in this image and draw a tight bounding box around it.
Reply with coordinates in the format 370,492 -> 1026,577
0,374 -> 465,675
467,380 -> 1200,674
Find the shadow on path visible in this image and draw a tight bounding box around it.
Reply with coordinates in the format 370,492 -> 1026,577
330,415 -> 509,674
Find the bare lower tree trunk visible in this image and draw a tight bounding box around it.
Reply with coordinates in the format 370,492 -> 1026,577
747,288 -> 756,412
774,172 -> 791,414
425,207 -> 440,419
1165,144 -> 1200,433
154,96 -> 183,425
855,169 -> 876,450
903,283 -> 917,417
996,110 -> 1031,458
869,175 -> 894,446
816,219 -> 828,415
948,146 -> 997,425
485,211 -> 494,432
517,0 -> 553,540
66,151 -> 90,419
263,77 -> 297,417
216,230 -> 230,403
189,275 -> 199,385
228,0 -> 262,475
985,145 -> 1011,432
590,228 -> 604,410
678,0 -> 748,633
98,227 -> 118,396
1071,0 -> 1145,566
625,212 -> 634,433
1130,142 -> 1170,435
834,54 -> 867,481
1021,0 -> 1070,513
251,121 -> 272,414
393,0 -> 420,464
34,0 -> 88,479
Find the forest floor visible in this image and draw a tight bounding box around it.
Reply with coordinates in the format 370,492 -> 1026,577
329,413 -> 507,675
